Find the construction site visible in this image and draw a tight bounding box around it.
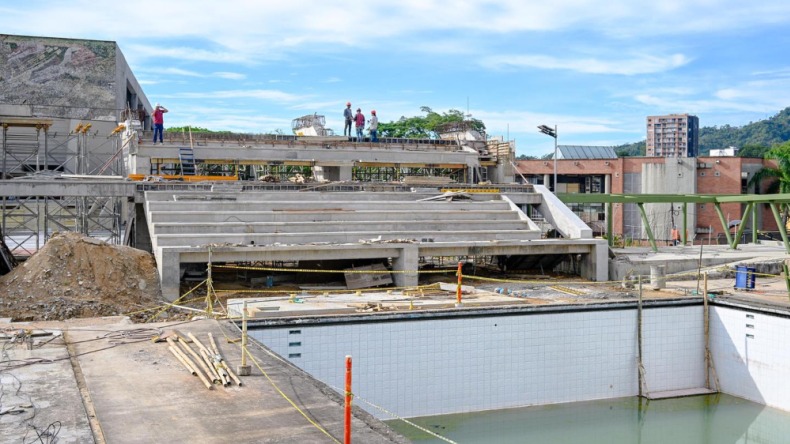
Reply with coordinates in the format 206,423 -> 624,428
3,33 -> 790,443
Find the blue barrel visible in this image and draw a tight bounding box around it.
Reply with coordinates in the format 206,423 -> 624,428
735,266 -> 756,290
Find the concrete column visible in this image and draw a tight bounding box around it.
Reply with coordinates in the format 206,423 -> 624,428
134,203 -> 152,252
580,240 -> 609,281
338,166 -> 353,182
158,250 -> 181,301
604,174 -> 611,194
313,165 -> 327,182
392,244 -> 419,288
543,174 -> 551,188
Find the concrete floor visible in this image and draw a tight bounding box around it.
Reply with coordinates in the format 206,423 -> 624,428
1,318 -> 408,444
3,244 -> 787,443
1,345 -> 94,443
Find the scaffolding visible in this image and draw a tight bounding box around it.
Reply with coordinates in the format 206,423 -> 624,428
1,118 -> 126,255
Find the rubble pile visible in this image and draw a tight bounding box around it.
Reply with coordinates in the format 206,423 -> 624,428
0,232 -> 162,321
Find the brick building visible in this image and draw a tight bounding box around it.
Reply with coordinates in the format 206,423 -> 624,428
515,155 -> 779,245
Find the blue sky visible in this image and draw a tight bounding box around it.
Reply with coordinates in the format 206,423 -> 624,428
2,1 -> 790,156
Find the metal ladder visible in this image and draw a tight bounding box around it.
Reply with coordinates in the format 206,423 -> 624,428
178,146 -> 196,176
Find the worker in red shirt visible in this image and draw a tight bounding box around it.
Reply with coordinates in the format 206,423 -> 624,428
354,108 -> 365,140
152,103 -> 168,144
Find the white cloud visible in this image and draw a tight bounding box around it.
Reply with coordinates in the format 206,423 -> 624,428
213,72 -> 246,80
160,67 -> 203,77
482,53 -> 691,75
475,109 -> 626,138
162,89 -> 308,103
3,1 -> 789,63
634,94 -> 766,114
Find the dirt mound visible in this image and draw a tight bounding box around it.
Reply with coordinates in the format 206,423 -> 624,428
0,232 -> 162,321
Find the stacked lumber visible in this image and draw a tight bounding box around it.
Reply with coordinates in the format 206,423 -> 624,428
163,330 -> 244,390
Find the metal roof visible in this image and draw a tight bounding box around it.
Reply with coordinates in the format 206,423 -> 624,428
556,145 -> 618,160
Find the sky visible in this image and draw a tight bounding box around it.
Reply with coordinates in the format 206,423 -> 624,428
2,1 -> 790,157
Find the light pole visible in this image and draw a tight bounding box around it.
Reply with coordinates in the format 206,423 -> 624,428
538,125 -> 558,192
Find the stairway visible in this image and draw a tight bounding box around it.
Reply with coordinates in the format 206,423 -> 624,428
178,146 -> 196,176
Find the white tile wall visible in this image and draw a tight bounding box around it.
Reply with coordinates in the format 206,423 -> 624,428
642,307 -> 705,392
252,305 -> 707,418
711,306 -> 790,411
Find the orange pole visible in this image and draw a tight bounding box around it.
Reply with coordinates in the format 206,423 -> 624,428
456,261 -> 463,305
344,355 -> 352,444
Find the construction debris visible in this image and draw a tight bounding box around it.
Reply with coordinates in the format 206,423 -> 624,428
344,263 -> 393,289
0,232 -> 162,322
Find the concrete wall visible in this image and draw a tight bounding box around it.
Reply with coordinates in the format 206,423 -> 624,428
0,34 -> 149,123
711,305 -> 790,411
252,304 -> 705,419
641,159 -> 697,242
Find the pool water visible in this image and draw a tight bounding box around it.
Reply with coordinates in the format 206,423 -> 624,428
386,394 -> 790,443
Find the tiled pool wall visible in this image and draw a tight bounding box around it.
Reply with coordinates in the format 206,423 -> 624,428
711,305 -> 790,411
251,303 -> 789,419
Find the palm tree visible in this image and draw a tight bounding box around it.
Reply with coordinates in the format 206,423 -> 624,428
749,141 -> 790,228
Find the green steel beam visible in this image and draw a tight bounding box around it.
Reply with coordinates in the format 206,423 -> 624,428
769,203 -> 790,254
714,203 -> 734,247
637,203 -> 657,252
783,262 -> 790,300
752,202 -> 758,245
682,202 -> 688,245
558,193 -> 790,205
607,202 -> 613,247
731,202 -> 752,250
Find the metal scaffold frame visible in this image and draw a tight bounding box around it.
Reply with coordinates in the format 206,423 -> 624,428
1,119 -> 127,255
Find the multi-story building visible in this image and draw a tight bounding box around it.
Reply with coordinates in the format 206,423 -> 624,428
646,114 -> 699,157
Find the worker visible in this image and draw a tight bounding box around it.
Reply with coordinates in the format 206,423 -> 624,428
343,102 -> 353,137
354,108 -> 365,140
152,103 -> 168,144
671,227 -> 680,246
369,110 -> 379,142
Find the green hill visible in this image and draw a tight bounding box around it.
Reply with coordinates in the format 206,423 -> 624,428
616,107 -> 790,157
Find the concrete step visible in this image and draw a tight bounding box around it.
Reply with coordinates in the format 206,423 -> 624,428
153,229 -> 541,247
145,200 -> 513,212
147,209 -> 521,224
143,191 -> 513,203
150,219 -> 533,234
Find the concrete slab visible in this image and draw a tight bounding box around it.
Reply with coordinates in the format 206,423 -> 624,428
68,319 -> 407,444
1,343 -> 94,443
228,288 -> 529,319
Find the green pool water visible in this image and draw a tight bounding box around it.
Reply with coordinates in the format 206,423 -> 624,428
386,394 -> 790,444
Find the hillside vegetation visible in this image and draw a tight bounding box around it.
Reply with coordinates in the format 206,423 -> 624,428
616,107 -> 790,157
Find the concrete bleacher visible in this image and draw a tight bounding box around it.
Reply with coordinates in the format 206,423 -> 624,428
145,191 -> 542,248
142,189 -> 607,300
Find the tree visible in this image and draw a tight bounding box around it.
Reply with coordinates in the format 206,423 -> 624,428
378,107 -> 486,139
737,144 -> 770,158
615,140 -> 645,157
749,141 -> 790,226
167,126 -> 232,134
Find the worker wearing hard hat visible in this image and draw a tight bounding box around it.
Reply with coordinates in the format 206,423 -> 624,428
368,110 -> 379,142
354,108 -> 365,140
343,102 -> 353,137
